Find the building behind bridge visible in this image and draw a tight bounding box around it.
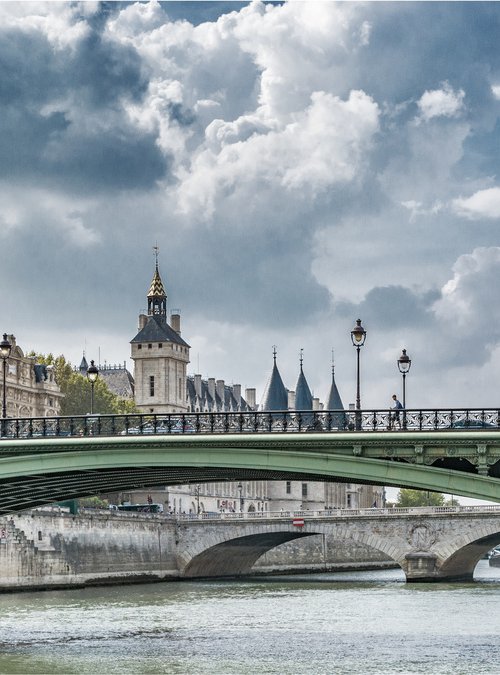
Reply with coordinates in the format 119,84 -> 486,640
0,335 -> 63,418
98,259 -> 381,514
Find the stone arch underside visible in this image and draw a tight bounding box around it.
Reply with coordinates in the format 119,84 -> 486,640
434,529 -> 500,580
179,519 -> 500,581
182,532 -> 315,578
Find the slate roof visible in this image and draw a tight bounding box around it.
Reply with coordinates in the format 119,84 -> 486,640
130,315 -> 190,348
186,376 -> 254,412
295,365 -> 313,410
259,358 -> 288,411
99,367 -> 135,399
79,355 -> 88,375
326,367 -> 344,410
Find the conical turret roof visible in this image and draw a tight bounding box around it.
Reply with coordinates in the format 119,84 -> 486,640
295,364 -> 313,410
326,366 -> 344,410
260,351 -> 288,411
79,354 -> 88,375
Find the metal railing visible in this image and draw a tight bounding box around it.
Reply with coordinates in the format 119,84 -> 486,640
1,408 -> 500,439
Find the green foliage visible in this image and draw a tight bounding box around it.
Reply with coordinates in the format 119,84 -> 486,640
28,353 -> 137,416
396,488 -> 445,507
78,496 -> 109,509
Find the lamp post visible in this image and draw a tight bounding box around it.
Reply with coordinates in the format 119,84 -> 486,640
237,482 -> 243,514
350,319 -> 366,430
87,360 -> 99,414
0,334 -> 12,435
195,485 -> 200,515
397,348 -> 411,408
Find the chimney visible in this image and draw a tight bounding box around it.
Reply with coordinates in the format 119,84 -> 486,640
232,384 -> 241,408
288,390 -> 296,410
312,397 -> 320,411
138,314 -> 147,330
245,388 -> 256,410
170,310 -> 181,335
216,379 -> 225,403
194,374 -> 202,398
208,378 -> 216,400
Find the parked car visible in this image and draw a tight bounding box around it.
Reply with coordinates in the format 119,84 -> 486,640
121,419 -> 195,435
449,420 -> 496,429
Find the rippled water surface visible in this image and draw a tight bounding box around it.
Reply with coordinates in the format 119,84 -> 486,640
1,562 -> 499,674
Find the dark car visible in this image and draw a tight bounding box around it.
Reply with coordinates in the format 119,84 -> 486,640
449,419 -> 496,429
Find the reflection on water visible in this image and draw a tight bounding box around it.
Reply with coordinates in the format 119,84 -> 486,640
0,562 -> 499,674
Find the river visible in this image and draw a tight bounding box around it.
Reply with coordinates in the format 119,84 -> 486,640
1,561 -> 499,674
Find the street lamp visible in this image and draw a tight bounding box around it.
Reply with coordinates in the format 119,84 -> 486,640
237,482 -> 243,513
194,485 -> 200,514
87,360 -> 99,414
350,319 -> 366,429
0,334 -> 12,435
397,348 -> 411,408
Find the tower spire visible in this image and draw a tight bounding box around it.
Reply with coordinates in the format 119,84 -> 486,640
147,246 -> 167,317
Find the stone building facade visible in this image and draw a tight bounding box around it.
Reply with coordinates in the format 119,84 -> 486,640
130,261 -> 190,414
121,261 -> 383,514
1,335 -> 63,418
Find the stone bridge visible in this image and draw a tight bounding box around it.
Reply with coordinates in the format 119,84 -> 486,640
175,506 -> 500,582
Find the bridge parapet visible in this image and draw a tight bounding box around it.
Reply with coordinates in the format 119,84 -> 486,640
2,408 -> 500,439
174,505 -> 500,523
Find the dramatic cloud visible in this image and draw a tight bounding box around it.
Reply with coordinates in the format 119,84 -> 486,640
3,1 -> 500,410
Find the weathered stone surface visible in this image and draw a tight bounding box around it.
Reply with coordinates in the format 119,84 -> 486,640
1,508 -> 500,590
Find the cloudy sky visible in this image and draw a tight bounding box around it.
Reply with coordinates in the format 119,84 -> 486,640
4,0 -> 500,410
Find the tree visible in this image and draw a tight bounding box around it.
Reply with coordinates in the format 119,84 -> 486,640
28,353 -> 137,416
396,488 -> 445,507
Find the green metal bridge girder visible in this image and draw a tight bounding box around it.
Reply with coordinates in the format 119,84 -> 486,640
0,430 -> 499,511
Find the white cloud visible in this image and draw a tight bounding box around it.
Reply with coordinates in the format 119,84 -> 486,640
177,89 -> 379,217
453,187 -> 500,220
416,82 -> 465,122
433,247 -> 500,327
491,84 -> 500,100
0,2 -> 92,50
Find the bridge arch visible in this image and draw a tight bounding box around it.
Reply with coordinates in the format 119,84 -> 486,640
176,512 -> 500,582
178,521 -> 406,579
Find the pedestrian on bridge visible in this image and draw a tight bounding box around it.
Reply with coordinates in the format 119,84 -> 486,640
390,394 -> 403,429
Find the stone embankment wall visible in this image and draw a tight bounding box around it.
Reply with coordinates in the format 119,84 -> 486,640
0,511 -> 392,591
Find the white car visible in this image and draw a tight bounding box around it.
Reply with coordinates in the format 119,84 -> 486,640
121,419 -> 195,435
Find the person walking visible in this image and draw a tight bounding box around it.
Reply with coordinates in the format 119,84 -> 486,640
391,394 -> 403,429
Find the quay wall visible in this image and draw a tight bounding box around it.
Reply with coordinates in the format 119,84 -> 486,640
0,511 -> 392,591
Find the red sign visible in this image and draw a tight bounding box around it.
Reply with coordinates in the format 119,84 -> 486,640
292,518 -> 305,527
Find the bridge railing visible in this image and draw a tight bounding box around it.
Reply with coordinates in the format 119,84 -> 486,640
73,505 -> 500,521
2,408 -> 500,439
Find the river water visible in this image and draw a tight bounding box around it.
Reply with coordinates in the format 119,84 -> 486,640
1,561 -> 499,675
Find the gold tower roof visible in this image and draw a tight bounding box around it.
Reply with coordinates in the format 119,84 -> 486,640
147,267 -> 166,298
